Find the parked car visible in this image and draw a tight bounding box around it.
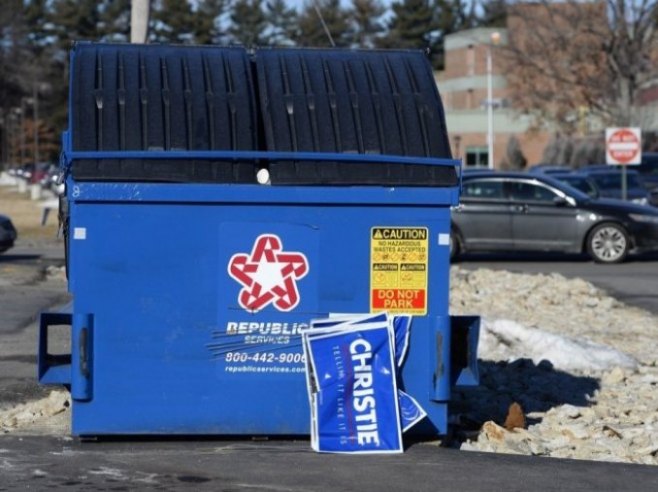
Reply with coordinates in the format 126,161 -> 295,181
451,172 -> 658,263
635,152 -> 658,191
580,168 -> 654,206
551,172 -> 600,199
39,164 -> 65,195
582,157 -> 658,191
527,164 -> 573,175
0,214 -> 17,253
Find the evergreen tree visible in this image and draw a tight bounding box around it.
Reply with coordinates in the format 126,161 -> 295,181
378,0 -> 437,51
479,0 -> 507,28
48,0 -> 102,47
296,0 -> 350,48
435,0 -> 476,35
349,0 -> 385,48
98,0 -> 131,43
23,0 -> 50,47
378,0 -> 477,69
151,0 -> 197,44
265,0 -> 298,46
433,0 -> 477,69
229,0 -> 267,46
0,0 -> 26,115
194,0 -> 229,45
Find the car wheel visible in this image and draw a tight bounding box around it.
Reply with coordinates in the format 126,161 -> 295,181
450,229 -> 461,262
586,223 -> 630,264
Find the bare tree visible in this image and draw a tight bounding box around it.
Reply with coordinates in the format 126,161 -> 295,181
541,134 -> 573,165
502,1 -> 658,133
541,133 -> 605,167
499,135 -> 527,169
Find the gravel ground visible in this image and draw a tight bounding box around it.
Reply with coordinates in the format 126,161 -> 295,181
449,267 -> 658,465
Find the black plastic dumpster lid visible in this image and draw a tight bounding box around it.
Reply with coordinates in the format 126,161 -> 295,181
70,43 -> 258,183
256,48 -> 456,186
67,44 -> 456,187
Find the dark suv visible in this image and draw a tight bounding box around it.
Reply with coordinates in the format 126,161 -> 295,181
637,152 -> 658,190
0,214 -> 17,253
580,168 -> 654,206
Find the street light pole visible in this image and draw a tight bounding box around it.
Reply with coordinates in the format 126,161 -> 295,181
131,0 -> 150,43
487,31 -> 500,170
33,83 -> 39,164
17,104 -> 25,166
0,108 -> 5,167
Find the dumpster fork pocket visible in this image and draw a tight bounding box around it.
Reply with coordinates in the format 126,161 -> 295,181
38,311 -> 94,401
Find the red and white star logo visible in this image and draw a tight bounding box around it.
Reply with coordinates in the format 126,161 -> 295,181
228,234 -> 309,313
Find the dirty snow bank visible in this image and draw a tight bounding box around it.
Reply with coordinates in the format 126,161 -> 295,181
450,267 -> 658,465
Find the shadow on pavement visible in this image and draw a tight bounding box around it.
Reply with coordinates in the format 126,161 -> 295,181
0,253 -> 42,262
450,358 -> 599,440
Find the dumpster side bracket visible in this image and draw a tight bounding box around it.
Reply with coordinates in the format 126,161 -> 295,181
38,311 -> 73,386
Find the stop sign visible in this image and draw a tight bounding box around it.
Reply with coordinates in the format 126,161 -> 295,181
606,127 -> 641,165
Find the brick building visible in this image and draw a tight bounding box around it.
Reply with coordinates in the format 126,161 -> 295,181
436,27 -> 550,168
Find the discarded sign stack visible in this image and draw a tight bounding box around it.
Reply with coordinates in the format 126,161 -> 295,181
302,313 -> 426,454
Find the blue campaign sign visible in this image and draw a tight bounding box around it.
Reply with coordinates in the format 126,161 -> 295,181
392,315 -> 412,367
398,390 -> 427,432
305,324 -> 403,454
319,313 -> 412,368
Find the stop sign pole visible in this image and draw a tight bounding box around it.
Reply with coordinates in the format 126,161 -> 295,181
606,127 -> 641,201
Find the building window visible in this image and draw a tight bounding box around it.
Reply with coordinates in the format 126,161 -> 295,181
465,146 -> 488,167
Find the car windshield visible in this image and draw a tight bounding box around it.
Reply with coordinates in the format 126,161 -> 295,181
555,176 -> 599,198
538,176 -> 590,201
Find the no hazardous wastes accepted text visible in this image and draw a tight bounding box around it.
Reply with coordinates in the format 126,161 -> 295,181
371,227 -> 429,315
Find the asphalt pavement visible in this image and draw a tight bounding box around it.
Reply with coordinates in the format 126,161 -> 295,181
2,436 -> 658,491
2,245 -> 658,490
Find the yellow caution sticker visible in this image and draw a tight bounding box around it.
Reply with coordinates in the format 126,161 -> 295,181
370,227 -> 428,315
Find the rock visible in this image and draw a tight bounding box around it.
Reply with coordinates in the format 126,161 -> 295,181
545,435 -> 571,451
577,407 -> 597,425
504,402 -> 526,430
561,424 -> 590,440
557,404 -> 582,419
602,367 -> 627,385
481,421 -> 506,442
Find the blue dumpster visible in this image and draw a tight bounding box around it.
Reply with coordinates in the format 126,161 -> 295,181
39,43 -> 479,437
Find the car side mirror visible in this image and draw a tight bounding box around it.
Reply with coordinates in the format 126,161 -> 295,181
553,196 -> 569,207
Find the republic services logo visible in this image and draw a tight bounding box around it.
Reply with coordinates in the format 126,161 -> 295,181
228,234 -> 309,313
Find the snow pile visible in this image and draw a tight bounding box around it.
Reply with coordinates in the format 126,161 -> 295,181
479,318 -> 638,373
450,267 -> 658,464
450,266 -> 658,365
0,390 -> 70,434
